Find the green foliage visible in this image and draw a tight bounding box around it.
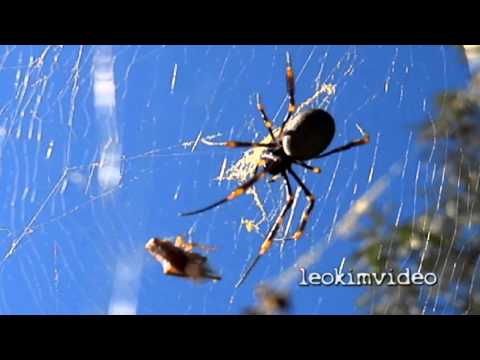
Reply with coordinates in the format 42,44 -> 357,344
350,49 -> 480,314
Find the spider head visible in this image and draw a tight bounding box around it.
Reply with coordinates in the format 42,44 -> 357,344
261,145 -> 292,176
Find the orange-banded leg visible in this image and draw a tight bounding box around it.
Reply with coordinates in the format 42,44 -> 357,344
222,141 -> 276,149
259,174 -> 294,255
295,160 -> 322,174
280,52 -> 296,136
288,168 -> 316,241
235,173 -> 294,288
256,93 -> 276,142
179,159 -> 273,216
315,133 -> 370,160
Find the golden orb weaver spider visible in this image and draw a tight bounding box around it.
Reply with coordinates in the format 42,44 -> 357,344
180,52 -> 370,287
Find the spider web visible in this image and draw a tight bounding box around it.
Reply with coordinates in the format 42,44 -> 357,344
0,45 -> 471,314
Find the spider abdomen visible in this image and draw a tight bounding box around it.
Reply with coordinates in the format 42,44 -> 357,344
282,109 -> 335,160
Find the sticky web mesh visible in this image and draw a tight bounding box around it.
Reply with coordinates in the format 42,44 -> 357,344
0,45 -> 471,314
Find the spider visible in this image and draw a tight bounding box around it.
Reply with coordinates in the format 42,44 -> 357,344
180,52 -> 370,287
145,236 -> 221,282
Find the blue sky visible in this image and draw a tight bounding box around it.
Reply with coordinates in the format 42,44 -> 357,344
0,45 -> 471,314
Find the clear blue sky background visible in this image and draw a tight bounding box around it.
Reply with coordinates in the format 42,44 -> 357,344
0,45 -> 471,314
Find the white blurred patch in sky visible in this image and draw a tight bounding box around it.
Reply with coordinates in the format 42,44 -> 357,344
108,255 -> 144,315
0,126 -> 6,160
93,46 -> 122,191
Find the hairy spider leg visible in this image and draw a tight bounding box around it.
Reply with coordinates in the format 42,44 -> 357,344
294,160 -> 322,174
315,133 -> 370,159
235,174 -> 294,288
280,52 -> 296,137
179,160 -> 274,216
256,93 -> 276,142
235,255 -> 261,288
288,169 -> 316,241
258,174 -> 294,255
223,141 -> 276,149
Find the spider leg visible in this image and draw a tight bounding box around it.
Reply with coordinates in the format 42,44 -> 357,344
256,93 -> 276,142
235,173 -> 294,287
179,161 -> 273,216
294,160 -> 322,174
287,169 -> 315,241
315,133 -> 370,159
235,254 -> 262,288
219,141 -> 276,149
280,52 -> 296,136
